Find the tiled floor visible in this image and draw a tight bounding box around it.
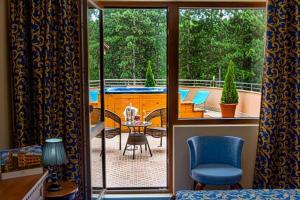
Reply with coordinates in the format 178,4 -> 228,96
91,133 -> 167,188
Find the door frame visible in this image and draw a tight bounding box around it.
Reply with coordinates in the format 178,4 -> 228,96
84,1 -> 267,196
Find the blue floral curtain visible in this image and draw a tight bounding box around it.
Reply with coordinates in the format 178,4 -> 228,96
254,0 -> 300,188
10,0 -> 84,197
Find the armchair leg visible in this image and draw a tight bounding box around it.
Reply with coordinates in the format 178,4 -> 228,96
197,183 -> 206,190
159,135 -> 163,147
123,144 -> 128,155
193,181 -> 197,190
229,183 -> 243,190
193,181 -> 206,190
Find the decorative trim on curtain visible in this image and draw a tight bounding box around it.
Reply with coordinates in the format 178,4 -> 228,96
10,0 -> 84,198
253,0 -> 300,189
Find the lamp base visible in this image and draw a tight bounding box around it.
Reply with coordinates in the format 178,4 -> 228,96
47,181 -> 62,192
47,170 -> 62,192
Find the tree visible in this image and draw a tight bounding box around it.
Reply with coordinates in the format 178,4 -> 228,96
145,61 -> 156,87
179,9 -> 265,83
88,9 -> 100,81
221,61 -> 239,104
103,9 -> 167,80
87,8 -> 266,87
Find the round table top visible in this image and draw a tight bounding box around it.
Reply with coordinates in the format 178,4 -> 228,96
122,121 -> 152,127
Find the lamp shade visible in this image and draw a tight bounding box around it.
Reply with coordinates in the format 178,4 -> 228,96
42,138 -> 68,166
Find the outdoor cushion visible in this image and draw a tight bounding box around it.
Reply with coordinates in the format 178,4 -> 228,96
192,91 -> 209,105
179,89 -> 189,102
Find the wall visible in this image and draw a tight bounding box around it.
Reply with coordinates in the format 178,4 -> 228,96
0,0 -> 11,149
182,86 -> 261,117
173,124 -> 259,191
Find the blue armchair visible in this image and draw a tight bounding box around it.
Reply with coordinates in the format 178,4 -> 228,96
187,136 -> 244,190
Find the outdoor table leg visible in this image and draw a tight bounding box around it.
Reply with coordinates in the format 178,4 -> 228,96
122,127 -> 131,156
144,128 -> 148,151
133,127 -> 136,160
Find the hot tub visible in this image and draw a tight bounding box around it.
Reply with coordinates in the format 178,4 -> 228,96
89,87 -> 189,102
105,87 -> 167,94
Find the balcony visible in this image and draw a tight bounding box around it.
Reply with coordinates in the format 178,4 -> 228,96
90,79 -> 261,118
89,79 -> 261,188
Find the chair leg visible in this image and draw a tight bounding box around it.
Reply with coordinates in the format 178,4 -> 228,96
193,181 -> 197,190
236,183 -> 243,189
197,183 -> 206,190
159,134 -> 163,147
230,183 -> 243,190
119,133 -> 121,150
235,183 -> 243,190
123,144 -> 128,156
147,143 -> 152,157
140,145 -> 142,153
133,144 -> 135,160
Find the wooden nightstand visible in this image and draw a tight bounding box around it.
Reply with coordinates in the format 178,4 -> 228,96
45,181 -> 78,200
0,171 -> 48,200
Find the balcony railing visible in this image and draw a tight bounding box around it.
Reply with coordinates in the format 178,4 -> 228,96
90,79 -> 262,92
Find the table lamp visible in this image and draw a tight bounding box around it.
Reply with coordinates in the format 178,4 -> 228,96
42,138 -> 68,192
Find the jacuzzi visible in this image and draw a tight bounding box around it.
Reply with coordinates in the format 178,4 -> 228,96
105,87 -> 167,94
89,87 -> 188,102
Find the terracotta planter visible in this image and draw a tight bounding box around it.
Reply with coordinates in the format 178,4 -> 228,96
220,103 -> 237,118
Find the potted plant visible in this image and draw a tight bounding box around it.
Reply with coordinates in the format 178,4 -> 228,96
220,61 -> 239,118
145,61 -> 156,87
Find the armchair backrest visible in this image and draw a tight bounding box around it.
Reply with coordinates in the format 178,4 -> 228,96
144,108 -> 167,127
90,107 -> 101,124
187,136 -> 244,170
104,109 -> 122,125
90,107 -> 121,126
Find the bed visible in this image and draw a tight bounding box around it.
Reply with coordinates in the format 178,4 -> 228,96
174,189 -> 300,200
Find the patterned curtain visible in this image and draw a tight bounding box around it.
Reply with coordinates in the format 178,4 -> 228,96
254,0 -> 300,188
10,0 -> 84,197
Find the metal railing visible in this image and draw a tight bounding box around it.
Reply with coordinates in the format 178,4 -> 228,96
89,79 -> 262,92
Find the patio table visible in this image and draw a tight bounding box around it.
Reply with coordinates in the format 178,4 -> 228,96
122,121 -> 153,160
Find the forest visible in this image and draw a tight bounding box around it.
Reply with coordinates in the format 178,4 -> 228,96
88,8 -> 266,84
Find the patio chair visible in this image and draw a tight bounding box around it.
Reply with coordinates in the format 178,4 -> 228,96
192,90 -> 209,109
187,136 -> 244,190
144,108 -> 167,147
90,107 -> 122,150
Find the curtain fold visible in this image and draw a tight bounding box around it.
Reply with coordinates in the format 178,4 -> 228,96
10,0 -> 83,197
254,0 -> 300,188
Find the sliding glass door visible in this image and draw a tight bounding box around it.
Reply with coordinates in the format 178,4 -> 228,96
88,7 -> 168,191
87,3 -> 106,195
103,8 -> 168,189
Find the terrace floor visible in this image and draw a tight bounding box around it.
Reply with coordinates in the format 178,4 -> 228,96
91,133 -> 167,188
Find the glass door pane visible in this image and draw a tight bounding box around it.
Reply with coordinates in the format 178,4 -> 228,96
178,8 -> 266,119
88,6 -> 105,193
103,8 -> 168,189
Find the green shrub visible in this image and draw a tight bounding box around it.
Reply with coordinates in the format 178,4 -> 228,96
145,61 -> 156,87
221,61 -> 239,104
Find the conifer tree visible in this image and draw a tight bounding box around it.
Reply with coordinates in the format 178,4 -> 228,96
221,61 -> 239,104
145,61 -> 156,87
